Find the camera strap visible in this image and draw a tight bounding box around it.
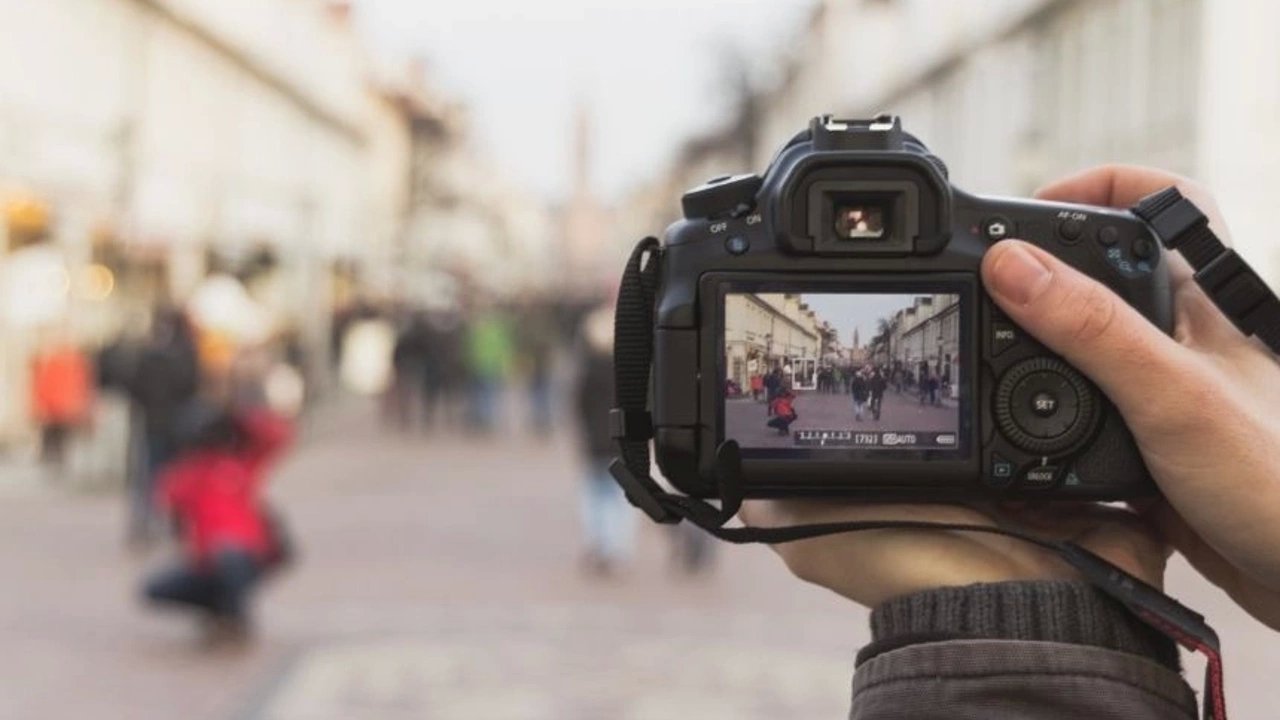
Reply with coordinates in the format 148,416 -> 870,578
1134,186 -> 1280,353
605,183 -> 1280,720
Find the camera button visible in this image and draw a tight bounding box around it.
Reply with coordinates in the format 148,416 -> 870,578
1096,226 -> 1120,246
987,453 -> 1017,488
725,235 -> 750,255
1030,391 -> 1059,418
1132,236 -> 1157,260
991,322 -> 1018,357
681,173 -> 763,220
1057,218 -> 1085,243
982,216 -> 1012,241
1022,464 -> 1062,489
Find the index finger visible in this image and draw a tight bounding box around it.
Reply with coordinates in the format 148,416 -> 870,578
1032,164 -> 1198,207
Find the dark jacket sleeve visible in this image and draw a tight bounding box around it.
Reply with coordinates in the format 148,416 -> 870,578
574,349 -> 615,458
850,581 -> 1197,720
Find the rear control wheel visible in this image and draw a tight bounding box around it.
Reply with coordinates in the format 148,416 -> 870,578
994,357 -> 1098,455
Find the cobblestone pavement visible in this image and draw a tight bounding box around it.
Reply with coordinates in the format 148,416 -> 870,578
1,396 -> 1278,719
725,389 -> 958,449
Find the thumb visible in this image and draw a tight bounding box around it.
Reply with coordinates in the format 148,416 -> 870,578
981,240 -> 1191,414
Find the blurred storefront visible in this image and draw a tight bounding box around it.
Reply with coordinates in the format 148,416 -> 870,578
0,0 -> 550,452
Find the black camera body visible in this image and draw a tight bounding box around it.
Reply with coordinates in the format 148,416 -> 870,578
651,116 -> 1173,500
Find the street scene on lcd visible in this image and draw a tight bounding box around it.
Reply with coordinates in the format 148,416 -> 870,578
723,292 -> 960,449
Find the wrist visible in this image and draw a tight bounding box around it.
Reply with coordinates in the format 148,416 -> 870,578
858,580 -> 1180,671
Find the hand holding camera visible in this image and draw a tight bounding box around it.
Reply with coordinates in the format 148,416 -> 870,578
744,165 -> 1280,630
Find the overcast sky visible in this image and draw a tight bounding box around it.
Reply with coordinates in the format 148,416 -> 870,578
355,0 -> 813,203
801,293 -> 940,349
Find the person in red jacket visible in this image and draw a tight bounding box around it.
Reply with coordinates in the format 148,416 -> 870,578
143,403 -> 292,637
30,340 -> 95,468
766,388 -> 798,436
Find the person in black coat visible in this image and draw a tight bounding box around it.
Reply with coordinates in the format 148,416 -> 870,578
850,370 -> 870,422
869,368 -> 888,420
574,305 -> 634,575
125,306 -> 200,545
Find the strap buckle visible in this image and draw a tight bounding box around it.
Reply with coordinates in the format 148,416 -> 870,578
608,458 -> 679,524
608,408 -> 653,442
1134,188 -> 1208,247
1135,186 -> 1280,357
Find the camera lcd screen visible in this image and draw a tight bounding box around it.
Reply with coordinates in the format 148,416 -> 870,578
722,290 -> 964,454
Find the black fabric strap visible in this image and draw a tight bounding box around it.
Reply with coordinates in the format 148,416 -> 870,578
1133,186 -> 1280,354
607,183 -> 1247,718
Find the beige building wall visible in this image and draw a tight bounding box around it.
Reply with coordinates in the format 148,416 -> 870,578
755,0 -> 1280,288
725,293 -> 824,390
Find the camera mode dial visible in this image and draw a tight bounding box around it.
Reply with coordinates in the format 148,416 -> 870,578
995,357 -> 1099,455
681,173 -> 763,221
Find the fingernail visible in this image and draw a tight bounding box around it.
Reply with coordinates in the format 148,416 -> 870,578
989,242 -> 1053,306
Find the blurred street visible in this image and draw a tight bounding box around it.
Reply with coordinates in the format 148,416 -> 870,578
0,395 -> 863,720
3,395 -> 1280,718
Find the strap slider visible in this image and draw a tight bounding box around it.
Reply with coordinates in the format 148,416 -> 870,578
1195,249 -> 1273,332
609,408 -> 653,441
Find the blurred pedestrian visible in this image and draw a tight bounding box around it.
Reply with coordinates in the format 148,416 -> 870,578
143,402 -> 293,642
422,310 -> 464,431
517,301 -> 557,438
574,303 -> 633,575
465,307 -> 514,433
30,331 -> 95,473
125,307 -> 200,546
387,312 -> 431,429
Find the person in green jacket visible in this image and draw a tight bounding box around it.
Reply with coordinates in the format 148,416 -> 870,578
465,309 -> 514,433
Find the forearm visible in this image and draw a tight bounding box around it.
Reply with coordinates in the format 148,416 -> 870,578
850,581 -> 1196,720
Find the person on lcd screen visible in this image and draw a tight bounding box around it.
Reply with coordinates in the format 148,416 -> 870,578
850,369 -> 870,421
869,366 -> 888,421
763,365 -> 783,416
766,386 -> 798,436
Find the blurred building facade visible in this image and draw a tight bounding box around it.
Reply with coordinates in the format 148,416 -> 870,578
631,0 -> 1280,291
783,0 -> 1280,286
0,0 -> 549,447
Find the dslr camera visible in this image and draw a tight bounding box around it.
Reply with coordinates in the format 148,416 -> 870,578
641,115 -> 1173,500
